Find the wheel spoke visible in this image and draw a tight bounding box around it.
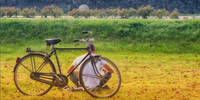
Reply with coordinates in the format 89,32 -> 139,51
36,61 -> 48,72
82,74 -> 99,79
18,62 -> 32,72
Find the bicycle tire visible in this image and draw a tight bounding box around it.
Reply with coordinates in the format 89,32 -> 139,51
79,56 -> 121,98
14,53 -> 56,96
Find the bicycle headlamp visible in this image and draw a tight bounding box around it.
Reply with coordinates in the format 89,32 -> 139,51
88,38 -> 94,43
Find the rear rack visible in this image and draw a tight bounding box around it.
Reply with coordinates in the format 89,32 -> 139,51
26,48 -> 49,55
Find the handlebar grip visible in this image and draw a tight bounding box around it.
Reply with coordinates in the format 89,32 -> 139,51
73,39 -> 79,42
82,31 -> 89,34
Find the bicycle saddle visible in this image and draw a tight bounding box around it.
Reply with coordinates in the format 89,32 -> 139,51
45,38 -> 61,45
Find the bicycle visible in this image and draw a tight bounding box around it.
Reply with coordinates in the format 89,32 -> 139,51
13,31 -> 121,98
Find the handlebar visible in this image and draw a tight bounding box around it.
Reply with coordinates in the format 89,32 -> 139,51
73,39 -> 79,42
82,31 -> 92,35
73,31 -> 94,46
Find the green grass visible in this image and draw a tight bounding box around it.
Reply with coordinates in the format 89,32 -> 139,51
1,52 -> 200,99
1,18 -> 200,54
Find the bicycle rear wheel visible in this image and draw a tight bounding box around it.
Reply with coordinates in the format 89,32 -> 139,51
14,53 -> 56,95
79,56 -> 121,98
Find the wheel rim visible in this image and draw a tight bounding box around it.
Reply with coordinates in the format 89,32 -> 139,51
79,57 -> 121,97
14,54 -> 55,95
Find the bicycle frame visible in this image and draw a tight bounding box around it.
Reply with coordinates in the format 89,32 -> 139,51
54,44 -> 102,78
54,46 -> 87,75
27,44 -> 98,77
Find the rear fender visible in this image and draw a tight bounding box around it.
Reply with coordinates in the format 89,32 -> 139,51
13,53 -> 57,73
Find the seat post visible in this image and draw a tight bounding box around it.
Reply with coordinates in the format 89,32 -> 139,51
53,44 -> 62,74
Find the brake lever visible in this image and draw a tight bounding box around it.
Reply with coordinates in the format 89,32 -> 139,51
75,44 -> 80,46
84,35 -> 90,38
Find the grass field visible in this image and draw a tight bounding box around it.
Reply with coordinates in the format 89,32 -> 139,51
1,51 -> 200,100
1,18 -> 200,99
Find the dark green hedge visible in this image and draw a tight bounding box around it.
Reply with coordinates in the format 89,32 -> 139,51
1,19 -> 200,53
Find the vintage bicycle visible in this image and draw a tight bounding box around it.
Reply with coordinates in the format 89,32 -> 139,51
13,31 -> 121,98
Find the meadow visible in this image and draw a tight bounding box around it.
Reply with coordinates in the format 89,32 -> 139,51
1,18 -> 200,100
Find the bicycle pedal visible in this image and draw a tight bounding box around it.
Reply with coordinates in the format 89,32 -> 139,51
69,87 -> 74,92
73,87 -> 85,91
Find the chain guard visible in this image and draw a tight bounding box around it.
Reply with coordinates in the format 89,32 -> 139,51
30,72 -> 68,87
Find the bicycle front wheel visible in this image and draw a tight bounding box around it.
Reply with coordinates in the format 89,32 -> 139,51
79,56 -> 121,98
14,53 -> 56,95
